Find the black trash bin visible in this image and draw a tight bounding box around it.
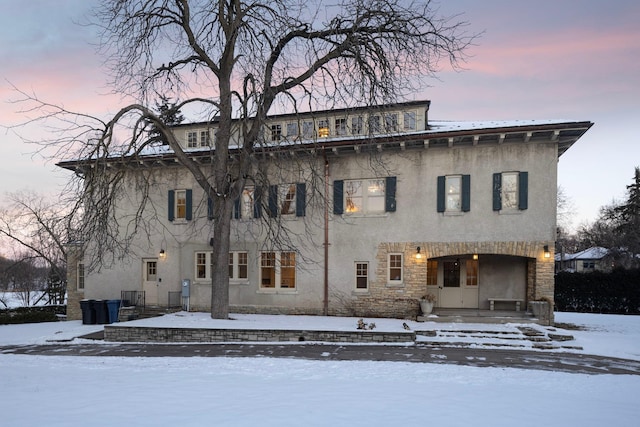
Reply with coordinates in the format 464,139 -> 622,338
105,300 -> 121,324
91,300 -> 109,324
80,299 -> 96,325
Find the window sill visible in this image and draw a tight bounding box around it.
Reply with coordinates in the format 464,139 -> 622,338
352,290 -> 370,295
498,209 -> 523,215
230,280 -> 250,286
171,219 -> 189,224
342,213 -> 389,219
385,282 -> 404,288
257,289 -> 298,294
443,211 -> 464,216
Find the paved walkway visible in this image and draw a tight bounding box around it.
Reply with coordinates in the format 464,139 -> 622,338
2,341 -> 639,376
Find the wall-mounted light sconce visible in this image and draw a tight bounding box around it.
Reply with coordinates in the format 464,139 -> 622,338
159,249 -> 166,259
473,253 -> 478,260
543,245 -> 550,259
416,246 -> 423,260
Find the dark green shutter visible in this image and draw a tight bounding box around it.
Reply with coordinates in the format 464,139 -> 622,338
185,189 -> 193,221
268,185 -> 278,218
333,180 -> 344,215
461,175 -> 471,212
253,187 -> 262,218
492,173 -> 502,211
296,183 -> 306,217
207,197 -> 214,220
436,176 -> 445,212
385,176 -> 396,212
518,171 -> 529,210
168,190 -> 175,221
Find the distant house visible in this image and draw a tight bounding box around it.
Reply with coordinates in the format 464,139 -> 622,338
59,100 -> 592,325
555,247 -> 611,273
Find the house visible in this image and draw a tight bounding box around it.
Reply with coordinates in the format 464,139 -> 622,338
555,246 -> 611,273
59,100 -> 592,325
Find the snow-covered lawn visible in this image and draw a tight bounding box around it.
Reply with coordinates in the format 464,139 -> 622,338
1,312 -> 639,426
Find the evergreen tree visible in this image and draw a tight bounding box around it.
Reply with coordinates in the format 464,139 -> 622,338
147,96 -> 185,145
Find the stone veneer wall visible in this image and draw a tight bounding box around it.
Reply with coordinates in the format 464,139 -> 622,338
344,240 -> 555,324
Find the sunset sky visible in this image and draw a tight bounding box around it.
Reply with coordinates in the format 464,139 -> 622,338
1,0 -> 639,232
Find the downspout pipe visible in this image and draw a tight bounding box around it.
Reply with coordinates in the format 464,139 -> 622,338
323,151 -> 330,316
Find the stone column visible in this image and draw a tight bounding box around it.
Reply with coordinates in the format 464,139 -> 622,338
65,243 -> 83,321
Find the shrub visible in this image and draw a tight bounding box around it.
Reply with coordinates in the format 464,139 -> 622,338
0,305 -> 66,324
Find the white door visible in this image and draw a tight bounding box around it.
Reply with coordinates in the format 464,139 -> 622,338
142,259 -> 159,307
438,259 -> 479,308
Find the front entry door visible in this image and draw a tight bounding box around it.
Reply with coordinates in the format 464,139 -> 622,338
142,259 -> 159,307
438,259 -> 479,308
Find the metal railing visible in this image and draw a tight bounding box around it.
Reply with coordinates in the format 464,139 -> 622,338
120,290 -> 145,308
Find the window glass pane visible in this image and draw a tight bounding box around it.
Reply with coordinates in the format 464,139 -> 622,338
446,176 -> 461,211
502,172 -> 518,209
147,261 -> 157,281
280,252 -> 296,288
384,113 -> 398,132
366,179 -> 385,212
345,180 -> 363,213
271,124 -> 282,141
302,121 -> 314,138
369,115 -> 381,133
286,122 -> 298,137
404,111 -> 416,130
238,252 -> 248,279
241,187 -> 254,219
335,118 -> 347,135
187,132 -> 198,147
356,262 -> 368,289
200,130 -> 210,146
228,253 -> 234,278
279,184 -> 296,215
466,259 -> 478,286
318,120 -> 329,137
443,261 -> 460,287
77,263 -> 85,290
195,253 -> 208,279
351,116 -> 364,135
176,190 -> 187,219
389,254 -> 402,282
261,252 -> 276,288
426,260 -> 438,286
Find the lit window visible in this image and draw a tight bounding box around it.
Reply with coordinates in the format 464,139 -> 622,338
175,190 -> 187,219
344,179 -> 385,214
446,176 -> 461,212
466,259 -> 478,286
260,251 -> 295,290
318,120 -> 330,138
426,260 -> 438,286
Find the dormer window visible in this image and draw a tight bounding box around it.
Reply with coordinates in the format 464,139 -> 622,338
271,124 -> 282,141
318,120 -> 330,138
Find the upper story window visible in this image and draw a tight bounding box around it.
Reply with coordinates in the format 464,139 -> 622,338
233,186 -> 256,219
437,175 -> 470,213
168,189 -> 193,221
493,171 -> 528,212
268,183 -> 306,218
404,111 -> 417,131
384,113 -> 398,132
351,116 -> 364,135
187,131 -> 198,148
318,120 -> 330,138
333,177 -> 396,215
368,115 -> 381,133
302,121 -> 314,139
286,122 -> 298,138
271,124 -> 282,141
199,130 -> 211,146
335,118 -> 347,136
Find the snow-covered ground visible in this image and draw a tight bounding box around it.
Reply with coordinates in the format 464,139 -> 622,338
1,312 -> 639,426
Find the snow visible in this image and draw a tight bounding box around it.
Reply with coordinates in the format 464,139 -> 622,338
1,312 -> 639,426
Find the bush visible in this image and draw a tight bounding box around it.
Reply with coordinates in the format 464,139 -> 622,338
555,269 -> 640,314
0,305 -> 66,324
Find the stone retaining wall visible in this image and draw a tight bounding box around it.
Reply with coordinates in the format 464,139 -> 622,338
104,325 -> 415,343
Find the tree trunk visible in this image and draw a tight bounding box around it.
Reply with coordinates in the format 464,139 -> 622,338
210,196 -> 233,319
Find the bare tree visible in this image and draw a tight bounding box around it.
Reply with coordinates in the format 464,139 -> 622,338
0,192 -> 73,304
12,0 -> 475,318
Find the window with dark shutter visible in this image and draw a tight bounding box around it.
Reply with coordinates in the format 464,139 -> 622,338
385,176 -> 396,212
518,171 -> 528,210
333,180 -> 344,215
436,176 -> 446,213
296,183 -> 306,217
